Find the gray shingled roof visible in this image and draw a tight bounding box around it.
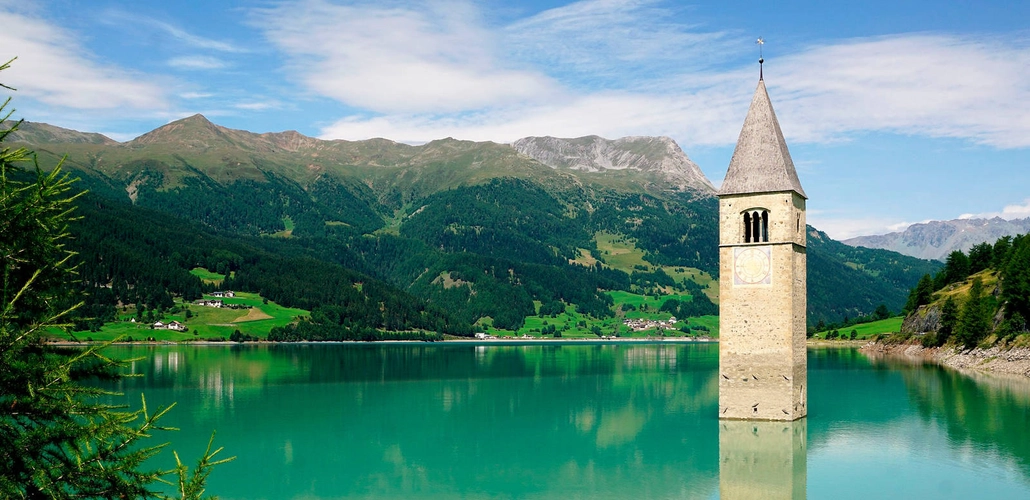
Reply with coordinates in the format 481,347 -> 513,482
719,80 -> 806,198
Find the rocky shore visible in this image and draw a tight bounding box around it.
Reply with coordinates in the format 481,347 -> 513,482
861,342 -> 1030,378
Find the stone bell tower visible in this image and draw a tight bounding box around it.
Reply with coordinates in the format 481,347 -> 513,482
718,71 -> 807,421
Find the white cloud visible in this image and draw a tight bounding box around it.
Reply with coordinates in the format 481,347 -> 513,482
180,92 -> 213,99
253,0 -> 558,114
1001,199 -> 1030,219
958,198 -> 1030,220
0,9 -> 168,111
102,10 -> 246,53
772,34 -> 1030,148
321,90 -> 741,143
808,216 -> 915,240
235,101 -> 281,111
264,1 -> 1030,152
505,0 -> 731,81
168,56 -> 226,70
830,198 -> 1030,240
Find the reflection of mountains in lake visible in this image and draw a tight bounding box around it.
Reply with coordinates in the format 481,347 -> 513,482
102,344 -> 1030,499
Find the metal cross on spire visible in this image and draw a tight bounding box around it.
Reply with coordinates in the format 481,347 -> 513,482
756,37 -> 765,80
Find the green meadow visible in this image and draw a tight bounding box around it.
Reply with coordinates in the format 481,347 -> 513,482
814,316 -> 904,340
189,267 -> 226,284
53,291 -> 308,342
594,231 -> 650,272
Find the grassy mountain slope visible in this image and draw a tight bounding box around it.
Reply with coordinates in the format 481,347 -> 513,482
10,117 -> 942,329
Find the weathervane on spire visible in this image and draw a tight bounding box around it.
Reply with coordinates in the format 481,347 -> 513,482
756,37 -> 765,80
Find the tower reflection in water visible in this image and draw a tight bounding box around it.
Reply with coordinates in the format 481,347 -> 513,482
719,419 -> 807,499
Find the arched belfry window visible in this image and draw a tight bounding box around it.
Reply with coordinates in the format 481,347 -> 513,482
742,209 -> 770,243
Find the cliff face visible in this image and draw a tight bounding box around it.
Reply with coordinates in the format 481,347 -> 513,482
511,135 -> 716,195
902,304 -> 942,334
844,217 -> 1030,261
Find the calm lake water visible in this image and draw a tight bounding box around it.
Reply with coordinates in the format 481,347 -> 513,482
102,343 -> 1030,499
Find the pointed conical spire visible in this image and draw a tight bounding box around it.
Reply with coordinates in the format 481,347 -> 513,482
719,79 -> 806,198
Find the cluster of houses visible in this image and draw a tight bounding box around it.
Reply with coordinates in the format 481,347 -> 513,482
622,317 -> 678,332
152,320 -> 187,331
196,292 -> 250,310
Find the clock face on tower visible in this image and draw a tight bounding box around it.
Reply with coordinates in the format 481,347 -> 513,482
733,246 -> 772,286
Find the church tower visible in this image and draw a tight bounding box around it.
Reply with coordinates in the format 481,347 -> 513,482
718,73 -> 807,421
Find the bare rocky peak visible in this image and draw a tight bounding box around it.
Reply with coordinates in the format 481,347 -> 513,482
511,135 -> 715,194
843,217 -> 1030,261
2,120 -> 117,145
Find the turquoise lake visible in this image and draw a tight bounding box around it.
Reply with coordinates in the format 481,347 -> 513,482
102,343 -> 1030,499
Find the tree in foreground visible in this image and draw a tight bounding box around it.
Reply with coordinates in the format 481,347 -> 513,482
0,59 -> 230,498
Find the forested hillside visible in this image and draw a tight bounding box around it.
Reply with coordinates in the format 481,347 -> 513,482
900,234 -> 1030,347
8,116 -> 943,335
67,191 -> 470,339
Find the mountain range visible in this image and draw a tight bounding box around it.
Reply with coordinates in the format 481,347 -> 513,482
844,217 -> 1030,261
7,115 -> 941,328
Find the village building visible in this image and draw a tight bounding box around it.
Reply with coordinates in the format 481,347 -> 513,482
152,320 -> 187,331
622,317 -> 678,332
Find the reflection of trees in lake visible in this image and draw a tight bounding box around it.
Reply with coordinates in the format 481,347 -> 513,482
892,361 -> 1030,477
108,343 -> 722,498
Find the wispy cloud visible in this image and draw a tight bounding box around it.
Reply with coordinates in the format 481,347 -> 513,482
103,10 -> 246,53
253,0 -> 557,114
505,0 -> 732,83
0,7 -> 167,111
959,198 -> 1030,220
808,216 -> 917,240
180,91 -> 214,99
319,89 -> 743,144
253,0 -> 1030,151
823,197 -> 1030,239
168,55 -> 227,70
235,100 -> 281,111
772,34 -> 1030,148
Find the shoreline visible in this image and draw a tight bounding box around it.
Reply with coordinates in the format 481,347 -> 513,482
46,337 -> 873,347
861,341 -> 1030,378
46,337 -> 719,347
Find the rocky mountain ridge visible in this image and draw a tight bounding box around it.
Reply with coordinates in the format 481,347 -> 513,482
845,217 -> 1030,261
11,116 -> 717,197
512,135 -> 715,195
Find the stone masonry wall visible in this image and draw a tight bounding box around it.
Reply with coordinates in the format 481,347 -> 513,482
718,191 -> 807,420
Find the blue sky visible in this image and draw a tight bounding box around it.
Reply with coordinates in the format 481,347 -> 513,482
1,0 -> 1028,239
